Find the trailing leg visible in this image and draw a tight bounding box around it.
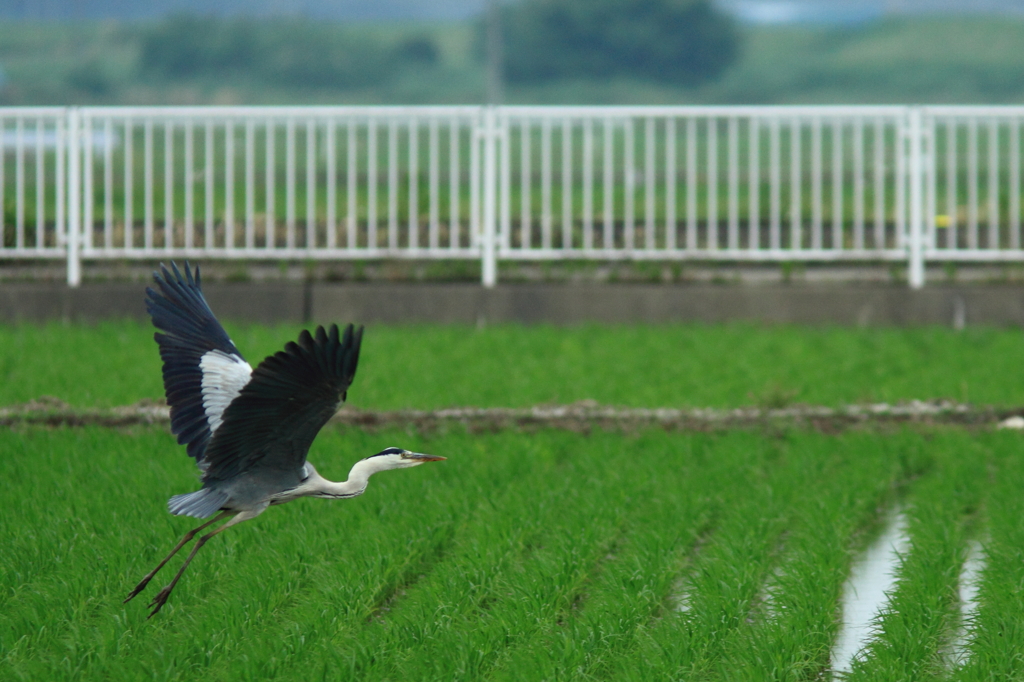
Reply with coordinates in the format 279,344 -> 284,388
146,510 -> 259,618
124,511 -> 231,604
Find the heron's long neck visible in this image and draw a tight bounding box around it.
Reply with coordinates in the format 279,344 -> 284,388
309,458 -> 390,499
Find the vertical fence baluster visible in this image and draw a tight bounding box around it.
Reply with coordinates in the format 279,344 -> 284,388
266,118 -> 276,249
500,114 -> 511,251
124,118 -> 133,248
306,118 -> 315,250
246,118 -> 255,250
67,110 -> 80,285
449,116 -> 459,249
428,116 -> 438,251
747,118 -> 759,251
204,119 -> 212,250
1012,118 -> 1021,250
968,117 -> 978,249
945,119 -> 957,249
707,117 -> 717,250
163,120 -> 172,250
646,116 -> 656,250
144,119 -> 153,250
83,116 -> 93,251
908,107 -> 925,288
873,117 -> 884,249
687,117 -> 697,251
625,117 -> 635,250
0,117 -> 7,250
185,119 -> 194,250
388,118 -> 398,250
791,117 -> 802,250
923,115 -> 936,258
286,117 -> 296,250
16,117 -> 25,250
896,114 -> 907,250
409,116 -> 419,249
56,115 -> 66,252
988,118 -> 999,248
348,117 -> 357,250
667,117 -> 677,252
469,114 -> 478,249
520,118 -> 531,249
727,116 -> 738,251
770,117 -> 780,251
541,116 -> 551,249
853,118 -> 864,250
327,118 -> 337,250
832,120 -> 843,250
559,117 -> 570,252
583,116 -> 594,251
811,117 -> 822,249
366,116 -> 374,249
37,118 -> 46,250
604,117 -> 614,249
482,106 -> 498,287
225,119 -> 234,250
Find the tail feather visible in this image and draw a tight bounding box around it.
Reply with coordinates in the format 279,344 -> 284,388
168,488 -> 229,518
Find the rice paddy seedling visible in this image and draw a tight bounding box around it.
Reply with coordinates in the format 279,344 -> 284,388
4,312 -> 1024,681
1,426 -> 1020,680
950,432 -> 1024,681
4,321 -> 1024,409
844,430 -> 984,679
714,431 -> 908,681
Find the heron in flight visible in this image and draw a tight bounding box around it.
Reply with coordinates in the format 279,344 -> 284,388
124,262 -> 445,617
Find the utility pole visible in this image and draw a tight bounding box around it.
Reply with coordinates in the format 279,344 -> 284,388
486,0 -> 503,105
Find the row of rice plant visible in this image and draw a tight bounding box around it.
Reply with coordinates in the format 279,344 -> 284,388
4,321 -> 1024,410
2,425 -> 1019,680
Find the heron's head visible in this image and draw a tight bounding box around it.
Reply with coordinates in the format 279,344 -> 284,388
366,446 -> 446,470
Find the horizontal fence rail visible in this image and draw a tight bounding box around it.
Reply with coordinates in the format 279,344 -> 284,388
1,105 -> 1023,287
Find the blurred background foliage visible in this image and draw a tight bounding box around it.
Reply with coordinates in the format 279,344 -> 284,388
497,0 -> 737,86
0,0 -> 1022,105
138,15 -> 438,89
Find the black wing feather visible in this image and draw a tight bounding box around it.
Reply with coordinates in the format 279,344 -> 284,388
146,262 -> 248,464
200,323 -> 364,484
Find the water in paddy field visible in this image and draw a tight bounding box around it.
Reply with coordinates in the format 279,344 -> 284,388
831,510 -> 910,675
946,538 -> 987,668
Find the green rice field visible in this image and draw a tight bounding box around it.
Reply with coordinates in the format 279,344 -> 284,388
3,321 -> 1024,679
3,321 -> 1024,409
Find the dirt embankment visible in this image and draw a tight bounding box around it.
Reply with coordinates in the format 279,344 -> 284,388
3,397 -> 1020,434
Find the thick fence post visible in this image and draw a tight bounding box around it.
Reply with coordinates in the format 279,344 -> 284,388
66,107 -> 81,287
907,107 -> 926,289
481,106 -> 498,287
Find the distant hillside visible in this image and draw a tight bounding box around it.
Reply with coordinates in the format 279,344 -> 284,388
0,15 -> 1023,105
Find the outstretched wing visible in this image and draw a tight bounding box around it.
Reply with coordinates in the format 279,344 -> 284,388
146,262 -> 253,467
200,323 -> 363,485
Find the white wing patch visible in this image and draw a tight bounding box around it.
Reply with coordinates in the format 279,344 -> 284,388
199,349 -> 253,433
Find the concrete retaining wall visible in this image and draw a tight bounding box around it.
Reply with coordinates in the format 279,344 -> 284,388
3,281 -> 1024,327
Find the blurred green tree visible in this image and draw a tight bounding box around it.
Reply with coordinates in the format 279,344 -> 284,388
499,0 -> 739,85
139,15 -> 437,88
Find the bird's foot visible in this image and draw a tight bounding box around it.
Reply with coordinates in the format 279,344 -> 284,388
147,586 -> 173,618
123,576 -> 153,604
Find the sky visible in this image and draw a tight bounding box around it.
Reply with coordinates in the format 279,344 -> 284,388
2,0 -> 1023,22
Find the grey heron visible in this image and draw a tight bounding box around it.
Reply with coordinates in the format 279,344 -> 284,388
124,262 -> 445,617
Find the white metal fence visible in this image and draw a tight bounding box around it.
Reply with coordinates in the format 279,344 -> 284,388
2,105 -> 1023,287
